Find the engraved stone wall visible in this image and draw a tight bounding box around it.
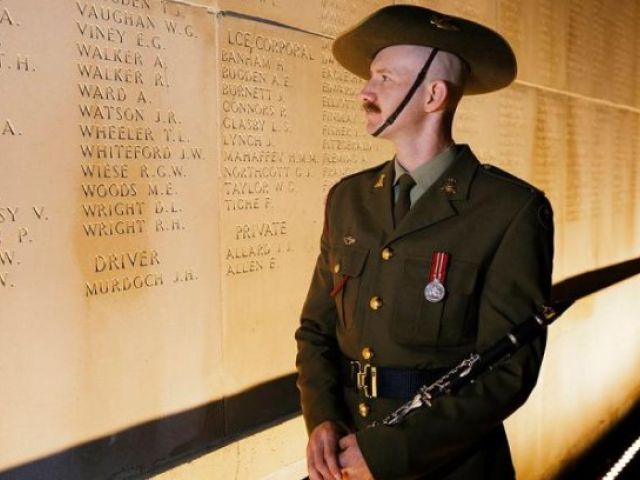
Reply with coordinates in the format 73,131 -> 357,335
1,1 -> 639,479
0,0 -> 224,472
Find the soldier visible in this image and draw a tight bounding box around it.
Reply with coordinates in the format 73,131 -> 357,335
295,5 -> 554,480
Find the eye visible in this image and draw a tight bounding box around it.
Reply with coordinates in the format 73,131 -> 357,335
381,74 -> 390,82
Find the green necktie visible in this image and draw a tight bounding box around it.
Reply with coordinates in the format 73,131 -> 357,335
394,173 -> 415,226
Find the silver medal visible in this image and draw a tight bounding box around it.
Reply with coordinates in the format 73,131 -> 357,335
424,279 -> 446,303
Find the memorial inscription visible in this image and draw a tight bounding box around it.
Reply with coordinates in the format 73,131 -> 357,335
1,3 -> 220,475
320,37 -> 381,191
318,0 -> 392,190
566,0 -> 602,98
73,0 -> 208,296
0,0 -> 33,75
320,0 -> 392,37
565,99 -> 597,223
496,0 -> 566,89
0,206 -> 41,289
530,90 -> 565,202
0,0 -> 40,291
494,86 -> 530,177
220,16 -> 320,280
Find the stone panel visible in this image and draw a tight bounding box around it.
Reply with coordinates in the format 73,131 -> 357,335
0,0 -> 222,470
217,12 -> 391,393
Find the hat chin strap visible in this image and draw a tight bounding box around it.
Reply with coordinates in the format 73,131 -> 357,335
372,48 -> 439,137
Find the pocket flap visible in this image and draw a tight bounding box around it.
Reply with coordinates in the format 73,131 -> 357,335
332,246 -> 369,277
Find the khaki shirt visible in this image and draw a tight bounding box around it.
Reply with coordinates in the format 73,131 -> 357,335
393,144 -> 457,206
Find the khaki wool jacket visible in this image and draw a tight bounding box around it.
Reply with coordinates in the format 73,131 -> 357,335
295,145 -> 554,479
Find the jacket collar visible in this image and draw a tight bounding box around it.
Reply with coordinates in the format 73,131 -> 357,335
368,145 -> 479,242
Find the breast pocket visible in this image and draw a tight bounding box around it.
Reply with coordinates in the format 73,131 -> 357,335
391,257 -> 479,347
329,246 -> 369,330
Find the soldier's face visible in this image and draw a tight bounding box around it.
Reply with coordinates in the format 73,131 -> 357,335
359,45 -> 432,137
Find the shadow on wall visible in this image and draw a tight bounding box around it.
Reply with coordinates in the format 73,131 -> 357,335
3,257 -> 640,480
553,399 -> 640,480
0,374 -> 300,480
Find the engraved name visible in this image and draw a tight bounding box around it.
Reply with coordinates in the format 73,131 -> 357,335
76,2 -> 156,30
77,22 -> 125,43
101,0 -> 151,9
77,63 -> 144,84
140,164 -> 185,178
80,144 -> 172,159
0,7 -> 16,26
223,165 -> 290,179
80,124 -> 153,140
83,219 -> 145,237
2,119 -> 18,136
221,116 -> 266,132
79,104 -> 144,121
222,100 -> 274,116
82,201 -> 145,218
78,83 -> 128,101
77,43 -> 143,65
81,182 -> 137,197
85,273 -> 163,296
226,243 -> 271,259
81,163 -> 129,178
0,249 -> 14,266
223,150 -> 284,163
221,49 -> 272,68
221,83 -> 272,100
0,206 -> 18,222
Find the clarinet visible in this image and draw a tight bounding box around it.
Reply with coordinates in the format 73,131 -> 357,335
299,258 -> 639,478
370,300 -> 573,427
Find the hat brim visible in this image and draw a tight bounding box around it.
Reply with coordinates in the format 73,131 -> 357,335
332,5 -> 517,95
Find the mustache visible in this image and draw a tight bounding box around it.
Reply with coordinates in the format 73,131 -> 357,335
362,101 -> 381,114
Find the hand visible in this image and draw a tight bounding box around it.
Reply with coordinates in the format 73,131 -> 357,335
338,434 -> 374,480
307,421 -> 345,480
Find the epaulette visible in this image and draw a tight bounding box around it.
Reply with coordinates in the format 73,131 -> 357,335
479,163 -> 541,194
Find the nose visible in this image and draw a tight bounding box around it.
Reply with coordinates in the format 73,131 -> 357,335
359,79 -> 376,104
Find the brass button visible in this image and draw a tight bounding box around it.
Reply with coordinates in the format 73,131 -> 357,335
361,347 -> 374,360
358,402 -> 370,418
381,247 -> 394,260
333,263 -> 341,273
369,296 -> 383,310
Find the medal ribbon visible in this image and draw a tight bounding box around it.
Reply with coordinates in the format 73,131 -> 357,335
429,252 -> 449,284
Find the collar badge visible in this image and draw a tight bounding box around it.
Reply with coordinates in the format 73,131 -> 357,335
441,177 -> 458,195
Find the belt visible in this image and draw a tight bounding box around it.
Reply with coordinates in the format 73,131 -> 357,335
341,356 -> 447,400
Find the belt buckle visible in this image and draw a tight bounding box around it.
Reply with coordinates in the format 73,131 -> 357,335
351,360 -> 377,399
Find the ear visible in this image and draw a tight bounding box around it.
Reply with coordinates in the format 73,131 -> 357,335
423,80 -> 450,113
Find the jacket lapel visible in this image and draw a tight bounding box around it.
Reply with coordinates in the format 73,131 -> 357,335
367,160 -> 395,236
387,145 -> 479,243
